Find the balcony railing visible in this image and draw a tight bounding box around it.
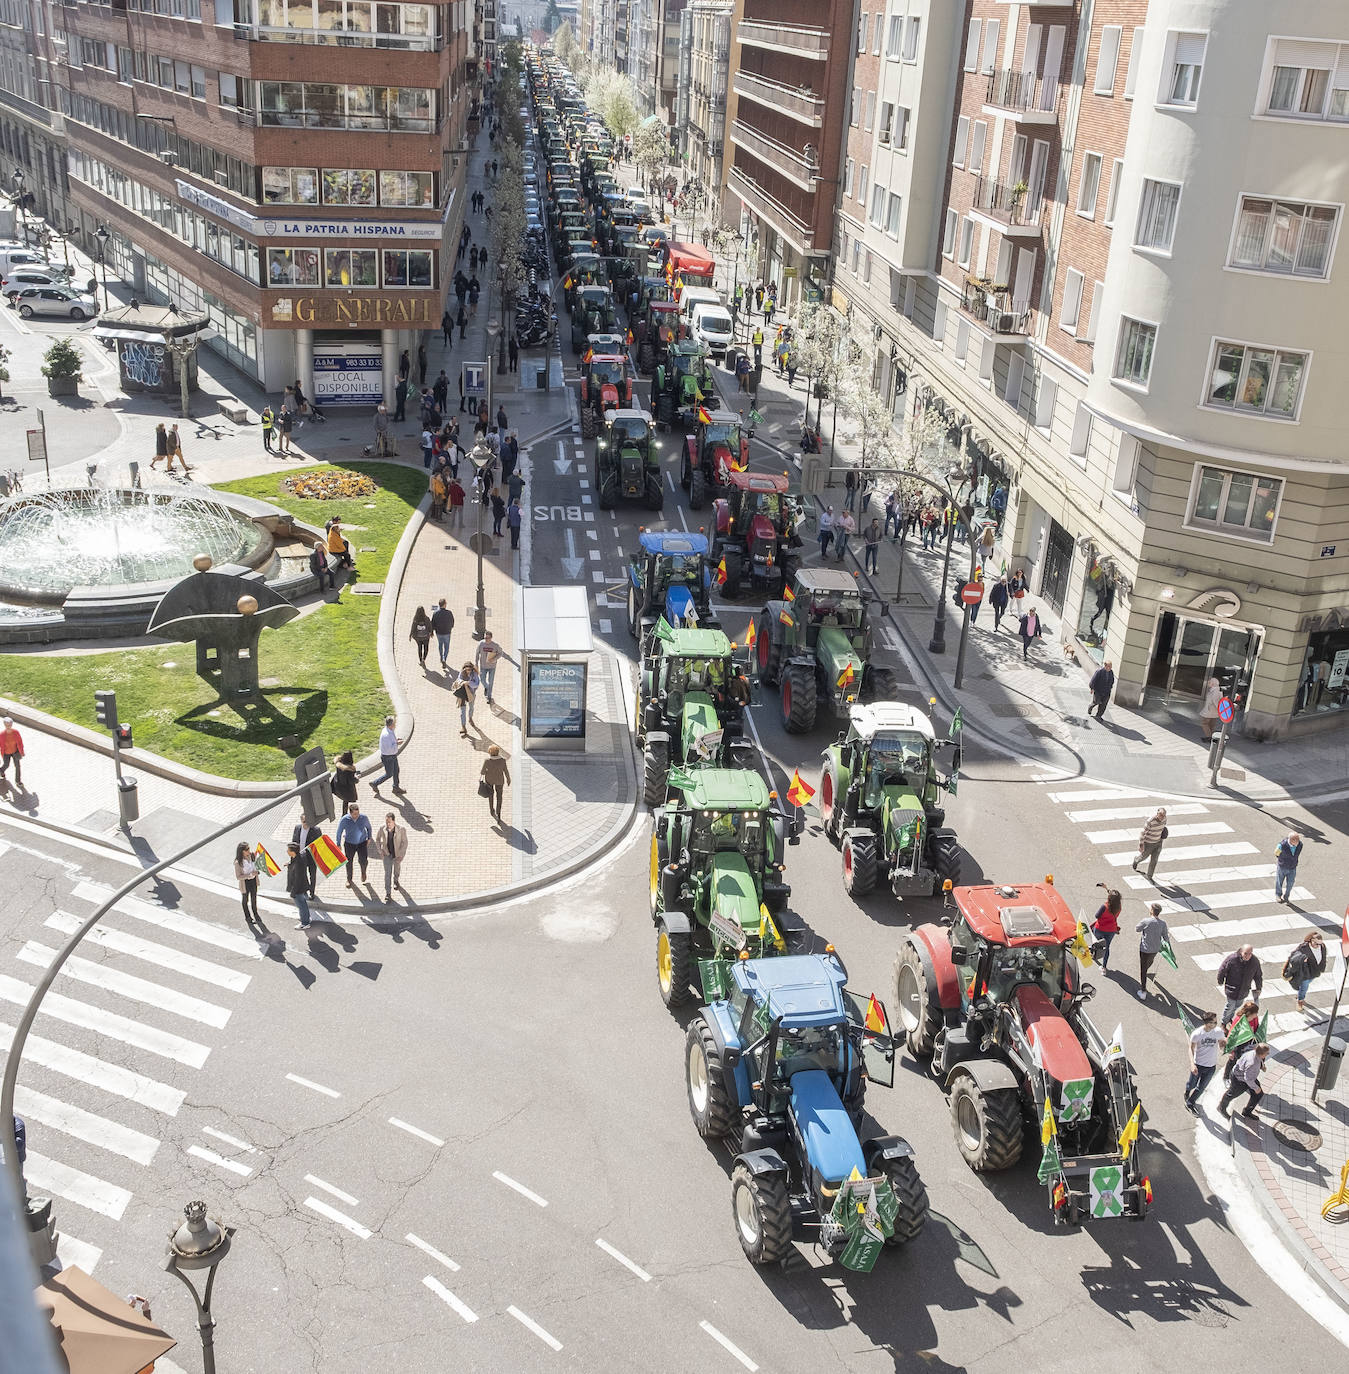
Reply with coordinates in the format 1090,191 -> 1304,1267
961,278 -> 1031,336
729,119 -> 815,189
985,68 -> 1060,118
731,70 -> 824,127
736,19 -> 829,59
231,22 -> 440,50
971,173 -> 1044,231
727,164 -> 814,250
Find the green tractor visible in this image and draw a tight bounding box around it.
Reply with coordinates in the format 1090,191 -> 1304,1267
570,286 -> 618,354
651,339 -> 712,431
820,701 -> 963,899
650,767 -> 792,1008
636,623 -> 754,806
755,567 -> 878,734
596,408 -> 662,510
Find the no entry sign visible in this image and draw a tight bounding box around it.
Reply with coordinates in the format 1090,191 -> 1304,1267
960,582 -> 984,606
1217,696 -> 1234,722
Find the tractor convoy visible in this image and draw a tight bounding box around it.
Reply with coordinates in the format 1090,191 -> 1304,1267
531,47 -> 1150,1274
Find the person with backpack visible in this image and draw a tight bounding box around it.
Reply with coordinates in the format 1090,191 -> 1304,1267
1273,831 -> 1303,902
1283,930 -> 1326,1012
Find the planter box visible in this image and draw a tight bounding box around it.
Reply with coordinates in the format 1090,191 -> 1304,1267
46,377 -> 80,397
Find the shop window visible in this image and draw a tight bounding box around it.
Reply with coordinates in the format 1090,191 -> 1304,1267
322,168 -> 376,205
263,166 -> 318,203
267,246 -> 319,285
381,248 -> 432,286
1295,632 -> 1349,716
324,247 -> 378,286
379,170 -> 433,206
1076,563 -> 1115,660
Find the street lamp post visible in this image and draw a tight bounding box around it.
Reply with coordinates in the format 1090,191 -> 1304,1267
164,1201 -> 234,1374
94,225 -> 111,311
12,169 -> 27,248
470,439 -> 493,639
929,514 -> 956,655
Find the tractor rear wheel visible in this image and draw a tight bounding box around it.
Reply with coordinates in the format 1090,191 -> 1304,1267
722,550 -> 742,600
756,615 -> 782,685
690,467 -> 708,510
931,832 -> 963,893
781,663 -> 816,734
821,759 -> 843,843
642,737 -> 669,807
842,832 -> 878,897
731,1164 -> 792,1266
686,1020 -> 734,1139
627,585 -> 640,639
882,1156 -> 930,1245
580,407 -> 598,439
950,1079 -> 1023,1173
656,921 -> 693,1008
893,943 -> 942,1058
598,474 -> 617,510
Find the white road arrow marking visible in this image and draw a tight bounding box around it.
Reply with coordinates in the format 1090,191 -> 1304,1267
561,527 -> 585,579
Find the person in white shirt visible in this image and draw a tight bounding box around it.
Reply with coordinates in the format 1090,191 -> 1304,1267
370,715 -> 404,795
1184,1010 -> 1224,1112
476,631 -> 504,705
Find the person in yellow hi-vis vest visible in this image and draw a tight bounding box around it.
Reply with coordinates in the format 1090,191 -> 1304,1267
752,324 -> 764,368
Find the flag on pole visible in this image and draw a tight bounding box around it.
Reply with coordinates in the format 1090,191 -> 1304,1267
1160,933 -> 1178,970
837,662 -> 856,691
582,347 -> 594,364
758,904 -> 787,954
1037,1096 -> 1061,1184
626,328 -> 634,345
1118,1104 -> 1141,1161
696,404 -> 712,425
783,584 -> 795,602
307,834 -> 346,877
864,995 -> 886,1034
1104,1023 -> 1126,1065
563,274 -> 573,290
654,615 -> 675,643
1177,1004 -> 1199,1036
1225,1014 -> 1258,1054
255,844 -> 280,877
778,609 -> 793,626
1342,905 -> 1349,960
785,769 -> 815,807
1068,922 -> 1095,968
715,557 -> 727,587
744,619 -> 757,648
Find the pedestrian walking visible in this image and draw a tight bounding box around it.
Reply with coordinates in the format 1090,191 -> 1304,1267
735,352 -> 750,392
1007,567 -> 1027,616
1184,1011 -> 1224,1112
844,466 -> 858,512
1283,930 -> 1326,1012
818,506 -> 834,559
374,812 -> 407,901
399,348 -> 411,382
834,510 -> 855,563
417,342 -> 428,387
453,662 -> 480,735
1017,605 -> 1044,661
1217,943 -> 1264,1026
508,334 -> 519,372
469,275 -> 480,317
449,476 -> 466,528
476,630 -> 503,704
863,518 -> 881,574
152,421 -> 168,469
1090,885 -> 1122,968
1217,1043 -> 1271,1119
286,843 -> 313,930
291,820 -> 321,896
409,604 -> 433,667
1199,676 -> 1223,741
480,744 -> 510,823
167,423 -> 192,474
330,750 -> 359,809
233,842 -> 261,928
370,715 -> 404,796
0,717 -> 24,791
508,497 -> 521,549
458,304 -> 468,342
496,403 -> 507,436
442,309 -> 454,347
336,802 -> 372,888
751,324 -> 763,367
1130,807 -> 1168,880
1135,901 -> 1168,999
431,598 -> 455,668
260,405 -> 275,453
490,487 -> 506,536
988,577 -> 1009,631
1273,831 -> 1303,901
1088,659 -> 1116,721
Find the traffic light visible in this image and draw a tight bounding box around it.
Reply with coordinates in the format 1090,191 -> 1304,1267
292,746 -> 335,827
94,690 -> 117,729
1216,666 -> 1239,700
114,722 -> 133,750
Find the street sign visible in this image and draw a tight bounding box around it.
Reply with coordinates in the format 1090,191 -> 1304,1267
25,429 -> 46,465
959,582 -> 984,606
1217,696 -> 1234,723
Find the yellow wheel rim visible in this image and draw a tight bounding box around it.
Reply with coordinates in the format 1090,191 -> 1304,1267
650,832 -> 660,908
657,930 -> 672,991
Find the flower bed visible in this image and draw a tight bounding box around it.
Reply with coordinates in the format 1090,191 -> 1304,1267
282,470 -> 378,501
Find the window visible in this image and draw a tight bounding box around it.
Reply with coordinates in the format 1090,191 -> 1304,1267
858,164 -> 868,205
1205,341 -> 1307,419
1084,282 -> 1104,343
879,102 -> 894,145
1069,402 -> 1092,458
381,248 -> 433,286
1114,317 -> 1157,388
1104,159 -> 1124,225
958,217 -> 974,268
969,120 -> 987,173
1229,197 -> 1338,277
864,90 -> 876,132
1060,268 -> 1084,331
1076,152 -> 1102,217
844,158 -> 854,197
903,278 -> 916,318
863,250 -> 872,285
1188,465 -> 1282,541
955,319 -> 970,362
965,18 -> 982,72
1112,435 -> 1141,496
858,14 -> 866,54
1135,179 -> 1180,251
1124,26 -> 1144,97
1034,376 -> 1057,430
894,105 -> 910,152
980,19 -> 1000,73
943,208 -> 957,257
874,14 -> 882,54
379,170 -> 434,206
851,239 -> 861,273
267,246 -> 319,286
322,168 -> 376,205
1095,25 -> 1122,94
1004,351 -> 1025,407
869,183 -> 886,227
1262,39 -> 1349,122
886,192 -> 902,237
1161,31 -> 1205,107
851,86 -> 860,127
904,16 -> 920,61
324,247 -> 377,286
953,114 -> 970,166
887,15 -> 902,57
263,165 -> 319,203
218,73 -> 252,110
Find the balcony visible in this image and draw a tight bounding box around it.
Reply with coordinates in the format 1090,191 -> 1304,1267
229,22 -> 440,51
983,69 -> 1060,123
736,20 -> 829,60
729,119 -> 816,190
732,70 -> 824,127
727,164 -> 814,251
961,278 -> 1031,339
969,174 -> 1044,237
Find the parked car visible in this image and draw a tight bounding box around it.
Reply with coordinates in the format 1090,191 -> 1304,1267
3,269 -> 67,300
13,285 -> 100,321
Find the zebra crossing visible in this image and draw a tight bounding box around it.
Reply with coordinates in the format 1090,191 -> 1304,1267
0,843 -> 269,1278
1026,768 -> 1344,1032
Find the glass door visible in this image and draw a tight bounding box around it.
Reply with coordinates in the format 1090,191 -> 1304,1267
1171,619 -> 1216,697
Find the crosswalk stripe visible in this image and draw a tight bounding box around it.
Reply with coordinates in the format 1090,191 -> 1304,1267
70,883 -> 263,960
1169,906 -> 1327,942
0,1022 -> 184,1116
55,1233 -> 103,1275
1152,886 -> 1315,918
1084,822 -> 1232,844
187,1145 -> 252,1177
1105,841 -> 1257,868
1250,975 -> 1339,1001
1066,803 -> 1211,822
45,912 -> 251,993
0,973 -> 210,1068
23,1149 -> 132,1220
1124,864 -> 1274,889
1270,1009 -> 1330,1033
1191,942 -> 1301,970
1047,788 -> 1153,804
13,1084 -> 160,1165
17,943 -> 232,1029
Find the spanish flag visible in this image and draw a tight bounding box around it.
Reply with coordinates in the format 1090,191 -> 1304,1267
744,619 -> 757,648
676,274 -> 685,290
864,994 -> 886,1034
783,584 -> 795,602
255,844 -> 280,877
785,769 -> 815,807
837,662 -> 856,690
626,328 -> 634,345
715,557 -> 727,586
307,833 -> 346,878
697,404 -> 712,424
564,274 -> 573,290
582,347 -> 594,363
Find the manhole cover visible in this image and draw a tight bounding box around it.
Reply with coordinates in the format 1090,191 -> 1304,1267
1273,1119 -> 1322,1152
989,702 -> 1041,719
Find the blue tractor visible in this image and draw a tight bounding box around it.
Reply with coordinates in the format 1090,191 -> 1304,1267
685,953 -> 929,1269
626,529 -> 720,647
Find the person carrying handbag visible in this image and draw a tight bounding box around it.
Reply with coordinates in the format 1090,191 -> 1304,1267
480,744 -> 510,823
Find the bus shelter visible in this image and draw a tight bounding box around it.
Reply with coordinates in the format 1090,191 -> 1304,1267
519,585 -> 594,752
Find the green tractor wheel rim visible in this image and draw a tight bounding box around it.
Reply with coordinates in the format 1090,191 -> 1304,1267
657,930 -> 672,994
688,1038 -> 709,1114
896,960 -> 922,1034
955,1091 -> 981,1153
735,1181 -> 762,1246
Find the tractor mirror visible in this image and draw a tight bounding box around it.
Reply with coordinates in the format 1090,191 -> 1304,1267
836,731 -> 846,745
723,1046 -> 741,1068
949,946 -> 967,965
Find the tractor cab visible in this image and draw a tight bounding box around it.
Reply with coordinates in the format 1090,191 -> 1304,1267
571,288 -> 618,354
638,275 -> 675,311
684,410 -> 749,506
652,339 -> 712,428
586,332 -> 627,356
628,530 -> 718,641
637,299 -> 683,373
564,254 -> 604,311
596,407 -> 659,509
584,354 -> 628,405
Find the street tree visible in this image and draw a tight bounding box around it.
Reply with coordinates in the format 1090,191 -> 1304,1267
552,20 -> 579,68
632,120 -> 668,200
837,351 -> 900,484
788,300 -> 847,430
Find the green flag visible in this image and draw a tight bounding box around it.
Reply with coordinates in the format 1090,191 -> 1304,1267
654,616 -> 674,643
1160,934 -> 1178,970
1037,1135 -> 1062,1185
1225,1016 -> 1255,1054
951,706 -> 964,739
1177,1004 -> 1198,1036
666,766 -> 697,793
1256,1010 -> 1269,1043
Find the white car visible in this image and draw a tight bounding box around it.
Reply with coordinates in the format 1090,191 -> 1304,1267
13,285 -> 100,321
3,268 -> 68,300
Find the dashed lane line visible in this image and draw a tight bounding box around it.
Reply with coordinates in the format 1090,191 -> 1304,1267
201,1126 -> 256,1153
388,1117 -> 445,1147
406,1232 -> 460,1272
423,1275 -> 478,1323
492,1170 -> 548,1207
303,1196 -> 371,1239
187,1145 -> 252,1177
304,1174 -> 358,1206
699,1320 -> 759,1371
507,1305 -> 562,1352
286,1072 -> 341,1098
595,1237 -> 652,1282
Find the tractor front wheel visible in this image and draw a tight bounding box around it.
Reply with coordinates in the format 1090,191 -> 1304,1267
756,615 -> 783,685
580,407 -> 598,439
842,832 -> 878,897
690,468 -> 708,510
627,585 -> 640,639
643,737 -> 670,807
649,831 -> 669,918
722,550 -> 742,600
950,1079 -> 1023,1173
731,1164 -> 792,1266
598,475 -> 617,510
645,474 -> 664,511
781,663 -> 817,734
686,1020 -> 734,1138
893,942 -> 942,1058
882,1156 -> 930,1245
821,760 -> 842,843
931,832 -> 963,894
656,921 -> 693,1008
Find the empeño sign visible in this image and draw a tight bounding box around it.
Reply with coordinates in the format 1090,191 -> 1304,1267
268,293 -> 436,326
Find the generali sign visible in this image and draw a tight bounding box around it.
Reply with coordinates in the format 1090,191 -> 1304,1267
266,293 -> 436,326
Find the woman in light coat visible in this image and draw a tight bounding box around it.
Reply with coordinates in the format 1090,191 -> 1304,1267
233,841 -> 261,928
374,811 -> 408,901
1199,676 -> 1223,741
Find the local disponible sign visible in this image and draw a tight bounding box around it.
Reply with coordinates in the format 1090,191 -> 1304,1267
268,294 -> 436,326
313,344 -> 382,404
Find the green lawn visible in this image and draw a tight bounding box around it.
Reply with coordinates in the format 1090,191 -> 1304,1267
0,462 -> 425,781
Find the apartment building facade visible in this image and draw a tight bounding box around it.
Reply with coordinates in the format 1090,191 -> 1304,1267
33,0 -> 471,405
629,0 -> 684,120
836,0 -> 1349,739
676,0 -> 730,197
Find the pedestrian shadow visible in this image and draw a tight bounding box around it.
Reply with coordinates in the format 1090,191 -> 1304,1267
0,784 -> 39,816
494,819 -> 536,852
374,908 -> 443,949
394,800 -> 434,834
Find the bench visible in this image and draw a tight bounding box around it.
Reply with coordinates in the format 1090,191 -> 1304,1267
218,400 -> 250,424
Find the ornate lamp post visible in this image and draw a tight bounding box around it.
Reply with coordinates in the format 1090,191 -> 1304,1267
469,439 -> 494,639
12,169 -> 27,247
164,1200 -> 234,1374
94,225 -> 111,311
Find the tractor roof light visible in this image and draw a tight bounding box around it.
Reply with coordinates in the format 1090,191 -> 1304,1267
739,950 -> 751,961
942,880 -> 953,892
1045,874 -> 1055,885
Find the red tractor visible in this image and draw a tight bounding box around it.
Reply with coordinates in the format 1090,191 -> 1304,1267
894,883 -> 1151,1226
711,470 -> 803,597
681,408 -> 749,510
578,353 -> 633,438
635,299 -> 682,375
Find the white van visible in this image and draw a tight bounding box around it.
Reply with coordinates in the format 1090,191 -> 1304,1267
0,245 -> 45,275
690,302 -> 734,360
679,286 -> 722,329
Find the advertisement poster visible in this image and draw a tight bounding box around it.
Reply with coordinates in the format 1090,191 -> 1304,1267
527,662 -> 587,739
314,345 -> 383,404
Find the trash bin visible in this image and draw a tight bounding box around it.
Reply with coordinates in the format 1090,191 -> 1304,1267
1316,1036 -> 1346,1092
725,347 -> 739,374
536,363 -> 549,391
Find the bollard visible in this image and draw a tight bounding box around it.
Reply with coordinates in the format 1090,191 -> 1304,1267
1316,1036 -> 1346,1093
117,776 -> 139,826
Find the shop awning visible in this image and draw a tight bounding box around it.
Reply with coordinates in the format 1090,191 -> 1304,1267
34,1267 -> 177,1374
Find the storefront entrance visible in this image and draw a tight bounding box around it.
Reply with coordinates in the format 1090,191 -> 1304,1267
1040,520 -> 1074,616
1146,611 -> 1261,700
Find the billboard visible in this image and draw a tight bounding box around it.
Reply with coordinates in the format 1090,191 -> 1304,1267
313,344 -> 382,404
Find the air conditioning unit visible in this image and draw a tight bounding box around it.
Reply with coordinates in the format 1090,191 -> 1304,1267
995,311 -> 1019,333
158,149 -> 177,167
873,324 -> 883,341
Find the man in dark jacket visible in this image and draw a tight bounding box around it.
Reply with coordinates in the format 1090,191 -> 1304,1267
431,598 -> 455,670
1088,659 -> 1116,720
1217,944 -> 1263,1026
394,376 -> 408,422
286,843 -> 313,930
309,542 -> 335,593
291,821 -> 321,898
988,577 -> 1009,631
